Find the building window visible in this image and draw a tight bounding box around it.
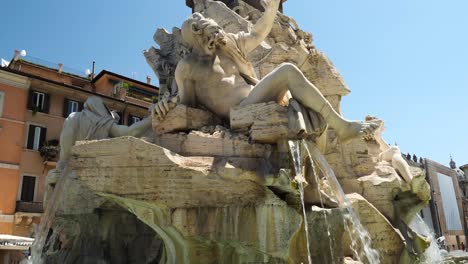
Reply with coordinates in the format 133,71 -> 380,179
27,90 -> 50,113
0,91 -> 4,117
63,99 -> 83,118
128,115 -> 141,125
27,124 -> 46,150
20,175 -> 36,202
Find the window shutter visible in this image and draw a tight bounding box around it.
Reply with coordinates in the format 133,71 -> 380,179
27,90 -> 34,110
78,101 -> 84,111
27,125 -> 35,149
63,98 -> 69,118
43,93 -> 50,113
39,127 -> 47,148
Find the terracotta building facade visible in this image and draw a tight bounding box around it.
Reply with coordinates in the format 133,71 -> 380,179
0,54 -> 158,262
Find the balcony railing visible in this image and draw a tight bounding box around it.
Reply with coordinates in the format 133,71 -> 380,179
15,201 -> 43,213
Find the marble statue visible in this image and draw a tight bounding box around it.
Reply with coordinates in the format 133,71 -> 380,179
58,96 -> 152,170
33,1 -> 441,263
153,0 -> 378,142
44,96 -> 152,206
379,145 -> 414,183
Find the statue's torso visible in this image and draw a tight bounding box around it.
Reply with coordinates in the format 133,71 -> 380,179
189,53 -> 252,119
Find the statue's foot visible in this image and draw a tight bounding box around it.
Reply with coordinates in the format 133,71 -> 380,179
336,120 -> 379,143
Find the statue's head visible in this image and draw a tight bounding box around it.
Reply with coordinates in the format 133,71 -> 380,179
84,96 -> 112,118
181,13 -> 226,55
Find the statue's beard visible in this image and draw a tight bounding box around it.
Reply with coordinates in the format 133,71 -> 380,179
207,32 -> 226,50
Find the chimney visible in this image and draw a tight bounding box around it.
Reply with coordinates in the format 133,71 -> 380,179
13,50 -> 20,61
146,75 -> 152,85
58,63 -> 63,73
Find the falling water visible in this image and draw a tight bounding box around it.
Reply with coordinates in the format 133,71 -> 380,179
303,140 -> 380,263
409,215 -> 444,263
288,140 -> 312,264
30,166 -> 71,264
307,149 -> 336,263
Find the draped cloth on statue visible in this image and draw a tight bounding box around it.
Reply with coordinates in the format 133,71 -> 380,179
64,96 -> 117,141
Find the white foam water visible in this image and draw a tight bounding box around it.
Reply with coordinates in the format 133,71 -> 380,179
409,215 -> 444,263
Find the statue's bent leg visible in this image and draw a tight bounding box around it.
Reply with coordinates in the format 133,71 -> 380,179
240,63 -> 378,141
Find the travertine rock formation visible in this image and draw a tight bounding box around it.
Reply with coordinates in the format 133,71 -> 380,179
35,1 -> 434,263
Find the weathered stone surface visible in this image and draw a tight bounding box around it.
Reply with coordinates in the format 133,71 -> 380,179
305,206 -> 347,264
144,27 -> 187,96
230,101 -> 326,143
106,190 -> 302,264
154,128 -> 271,158
41,211 -> 164,264
358,162 -> 408,221
70,137 -> 270,208
346,193 -> 405,264
193,0 -> 251,33
231,102 -> 289,143
231,101 -> 288,129
153,104 -> 221,135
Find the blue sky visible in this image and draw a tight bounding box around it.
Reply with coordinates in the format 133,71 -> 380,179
1,1 -> 466,166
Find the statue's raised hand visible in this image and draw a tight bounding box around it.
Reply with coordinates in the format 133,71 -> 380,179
260,0 -> 281,12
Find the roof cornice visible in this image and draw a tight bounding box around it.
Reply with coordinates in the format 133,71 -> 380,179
0,69 -> 31,90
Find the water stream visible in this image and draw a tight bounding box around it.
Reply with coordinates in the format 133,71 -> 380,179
288,140 -> 313,264
307,148 -> 335,263
302,140 -> 380,263
409,215 -> 444,263
30,166 -> 71,264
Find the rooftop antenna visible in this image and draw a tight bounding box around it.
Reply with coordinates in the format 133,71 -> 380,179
91,61 -> 95,79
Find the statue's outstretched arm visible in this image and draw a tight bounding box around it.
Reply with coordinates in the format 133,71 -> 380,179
242,0 -> 281,53
110,116 -> 152,138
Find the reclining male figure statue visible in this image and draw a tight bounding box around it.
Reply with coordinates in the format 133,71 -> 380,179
154,0 -> 378,141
